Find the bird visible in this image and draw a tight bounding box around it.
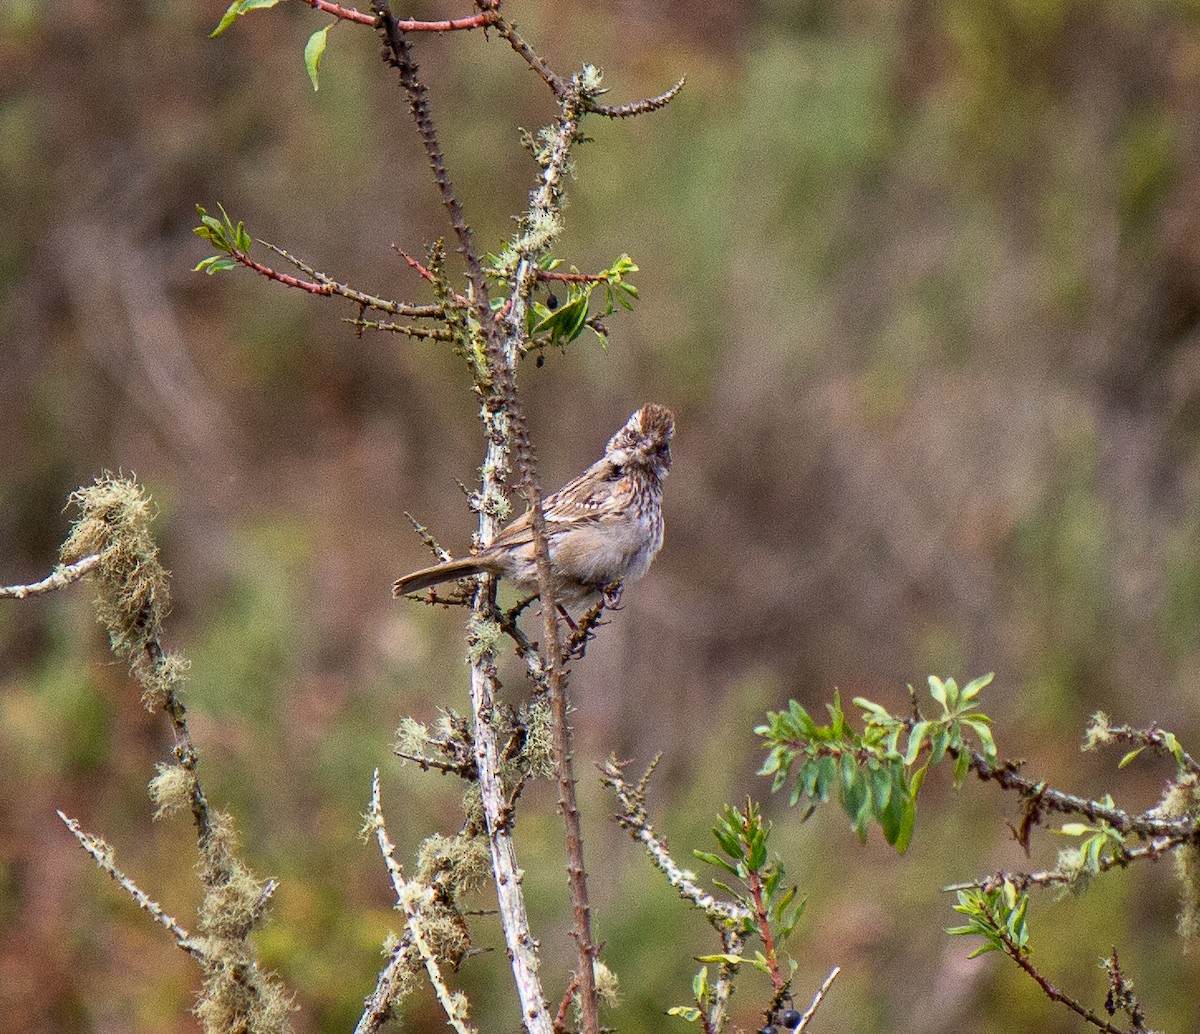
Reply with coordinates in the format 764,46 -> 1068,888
393,403 -> 674,609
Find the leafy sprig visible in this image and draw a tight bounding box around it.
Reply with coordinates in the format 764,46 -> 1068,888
193,204 -> 251,274
691,800 -> 804,990
757,674 -> 997,852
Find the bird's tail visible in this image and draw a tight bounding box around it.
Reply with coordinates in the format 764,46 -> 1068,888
392,555 -> 493,597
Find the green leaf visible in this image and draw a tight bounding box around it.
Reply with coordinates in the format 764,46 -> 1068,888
234,221 -> 252,253
692,966 -> 708,1002
695,953 -> 746,965
1117,747 -> 1145,768
963,719 -> 997,762
1058,822 -> 1092,837
693,849 -> 739,876
667,1006 -> 702,1022
966,942 -> 1001,959
929,728 -> 949,764
952,749 -> 970,788
961,672 -> 994,702
904,722 -> 930,765
305,24 -> 332,91
211,0 -> 283,38
194,255 -> 238,274
893,798 -> 916,854
532,291 -> 590,343
927,676 -> 949,710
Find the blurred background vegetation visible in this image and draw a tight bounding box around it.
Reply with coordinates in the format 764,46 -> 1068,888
4,0 -> 1200,1030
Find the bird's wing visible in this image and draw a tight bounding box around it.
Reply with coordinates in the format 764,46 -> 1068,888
485,459 -> 623,551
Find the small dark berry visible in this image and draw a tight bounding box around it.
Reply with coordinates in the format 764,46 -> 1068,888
546,292 -> 559,310
779,1009 -> 802,1028
536,354 -> 545,368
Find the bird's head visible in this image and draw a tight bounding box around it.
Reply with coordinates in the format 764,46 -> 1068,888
605,403 -> 674,481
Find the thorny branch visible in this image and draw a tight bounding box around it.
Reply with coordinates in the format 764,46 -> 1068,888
601,757 -> 751,1034
254,241 -> 444,319
57,811 -> 201,959
994,926 -> 1139,1034
964,747 -> 1200,842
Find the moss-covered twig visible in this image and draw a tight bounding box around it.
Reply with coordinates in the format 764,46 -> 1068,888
53,475 -> 293,1034
360,770 -> 477,1034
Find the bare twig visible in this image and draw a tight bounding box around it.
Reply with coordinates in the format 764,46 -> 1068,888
393,245 -> 471,307
965,748 -> 1200,840
490,14 -> 568,98
345,319 -> 455,341
500,77 -> 604,1034
57,810 -> 201,959
0,553 -> 101,598
793,966 -> 840,1034
552,972 -> 581,1034
256,241 -> 443,318
1095,721 -> 1200,778
375,3 -> 496,341
600,757 -> 750,925
300,0 -> 377,26
587,77 -> 686,119
404,512 -> 454,564
999,929 -> 1134,1034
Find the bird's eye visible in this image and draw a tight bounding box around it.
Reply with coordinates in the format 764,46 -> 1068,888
608,464 -> 624,480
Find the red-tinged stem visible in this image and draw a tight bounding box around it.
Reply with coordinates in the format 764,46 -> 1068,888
301,0 -> 501,31
396,9 -> 500,31
303,0 -> 377,25
234,252 -> 336,295
552,973 -> 581,1034
746,861 -> 784,992
393,247 -> 470,307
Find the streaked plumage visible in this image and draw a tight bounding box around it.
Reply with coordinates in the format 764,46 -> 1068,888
393,404 -> 674,608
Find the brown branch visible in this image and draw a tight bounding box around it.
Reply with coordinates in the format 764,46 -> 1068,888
257,241 -> 443,317
1098,722 -> 1200,778
999,929 -> 1134,1034
392,246 -> 472,308
490,14 -> 568,98
965,748 -> 1200,840
345,319 -> 455,340
500,79 -> 602,1034
552,972 -> 581,1034
299,0 -> 500,30
587,76 -> 686,119
375,2 -> 496,349
395,8 -> 499,32
536,269 -> 608,284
